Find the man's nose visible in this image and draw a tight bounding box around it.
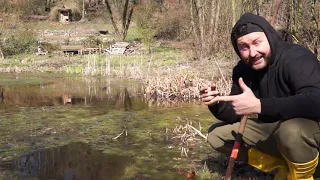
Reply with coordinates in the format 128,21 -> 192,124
249,46 -> 258,57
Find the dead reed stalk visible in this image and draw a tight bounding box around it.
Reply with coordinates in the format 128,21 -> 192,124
172,117 -> 207,157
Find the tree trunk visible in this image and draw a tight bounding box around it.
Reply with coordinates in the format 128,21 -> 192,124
190,0 -> 201,60
122,4 -> 134,41
213,0 -> 220,51
287,0 -> 294,32
209,0 -> 216,37
0,46 -> 4,59
105,0 -> 120,35
270,0 -> 281,26
121,0 -> 130,40
82,0 -> 85,19
190,0 -> 222,61
257,0 -> 264,15
45,0 -> 51,11
311,0 -> 318,56
194,0 -> 205,61
122,0 -> 129,36
232,0 -> 236,26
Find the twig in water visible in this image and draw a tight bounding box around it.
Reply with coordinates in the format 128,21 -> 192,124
112,126 -> 128,140
187,124 -> 207,140
113,129 -> 124,140
181,147 -> 189,157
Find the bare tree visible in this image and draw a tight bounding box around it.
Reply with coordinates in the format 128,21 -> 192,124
232,0 -> 236,26
190,0 -> 223,62
122,0 -> 134,40
0,47 -> 4,59
45,0 -> 51,11
105,0 -> 138,40
270,0 -> 281,26
105,0 -> 120,35
310,0 -> 319,56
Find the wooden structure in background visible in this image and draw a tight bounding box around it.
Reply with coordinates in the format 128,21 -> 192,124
58,6 -> 71,23
105,42 -> 129,55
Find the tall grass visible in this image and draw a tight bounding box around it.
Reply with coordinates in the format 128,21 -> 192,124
66,49 -> 232,101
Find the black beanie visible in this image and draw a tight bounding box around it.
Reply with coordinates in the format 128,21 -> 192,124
233,23 -> 264,39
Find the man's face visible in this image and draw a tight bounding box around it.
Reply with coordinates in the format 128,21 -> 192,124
236,32 -> 271,70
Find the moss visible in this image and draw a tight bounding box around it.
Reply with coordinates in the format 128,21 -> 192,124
0,170 -> 38,180
0,74 -> 218,179
122,164 -> 140,179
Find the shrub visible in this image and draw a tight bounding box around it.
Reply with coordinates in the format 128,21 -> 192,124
81,36 -> 102,48
0,1 -> 15,13
41,42 -> 60,53
48,6 -> 60,21
0,29 -> 37,57
134,2 -> 158,53
0,0 -> 47,18
154,5 -> 190,41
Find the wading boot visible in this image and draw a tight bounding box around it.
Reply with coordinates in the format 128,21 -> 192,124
283,153 -> 318,180
248,148 -> 288,180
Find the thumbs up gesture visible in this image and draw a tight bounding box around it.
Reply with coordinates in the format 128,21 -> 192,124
215,78 -> 261,115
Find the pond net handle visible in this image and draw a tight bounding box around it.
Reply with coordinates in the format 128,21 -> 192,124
224,115 -> 248,180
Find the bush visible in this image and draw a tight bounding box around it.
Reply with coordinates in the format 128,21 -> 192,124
0,1 -> 15,13
154,5 -> 190,41
0,0 -> 47,18
48,6 -> 60,21
41,42 -> 60,53
0,29 -> 37,57
81,36 -> 102,48
70,8 -> 82,21
134,2 -> 158,53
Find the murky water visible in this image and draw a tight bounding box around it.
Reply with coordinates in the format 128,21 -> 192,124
0,142 -> 134,180
0,73 -> 215,180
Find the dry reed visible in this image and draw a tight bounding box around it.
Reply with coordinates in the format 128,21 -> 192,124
172,117 -> 207,157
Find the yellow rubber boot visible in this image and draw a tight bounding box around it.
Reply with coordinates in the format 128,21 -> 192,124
248,148 -> 288,180
283,153 -> 318,180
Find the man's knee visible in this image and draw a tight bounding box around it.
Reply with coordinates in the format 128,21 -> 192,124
275,118 -> 319,162
207,122 -> 229,150
276,118 -> 316,149
276,120 -> 302,150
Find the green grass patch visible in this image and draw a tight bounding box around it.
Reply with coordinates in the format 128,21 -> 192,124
125,27 -> 143,42
65,65 -> 83,74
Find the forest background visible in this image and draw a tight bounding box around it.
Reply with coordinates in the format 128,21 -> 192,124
0,0 -> 319,104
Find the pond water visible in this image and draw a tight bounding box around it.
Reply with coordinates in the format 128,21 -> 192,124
0,73 -> 216,180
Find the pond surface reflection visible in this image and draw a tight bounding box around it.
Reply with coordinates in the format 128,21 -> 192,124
1,142 -> 134,180
0,73 -> 147,111
0,73 -> 213,180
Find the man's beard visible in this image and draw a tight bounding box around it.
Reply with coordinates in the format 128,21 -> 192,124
248,54 -> 270,70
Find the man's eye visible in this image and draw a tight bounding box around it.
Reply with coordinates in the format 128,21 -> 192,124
254,41 -> 262,45
239,46 -> 248,51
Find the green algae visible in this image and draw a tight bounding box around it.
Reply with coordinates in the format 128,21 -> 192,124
0,73 -> 217,179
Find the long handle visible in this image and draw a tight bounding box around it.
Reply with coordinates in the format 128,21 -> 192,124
224,115 -> 248,180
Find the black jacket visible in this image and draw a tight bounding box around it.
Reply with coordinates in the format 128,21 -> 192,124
209,13 -> 320,123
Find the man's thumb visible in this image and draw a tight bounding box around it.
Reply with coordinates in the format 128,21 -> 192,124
238,77 -> 249,91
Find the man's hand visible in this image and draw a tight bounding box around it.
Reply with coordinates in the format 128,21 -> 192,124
215,78 -> 261,115
200,83 -> 220,106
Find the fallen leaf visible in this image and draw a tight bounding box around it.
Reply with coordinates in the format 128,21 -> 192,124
187,171 -> 196,179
